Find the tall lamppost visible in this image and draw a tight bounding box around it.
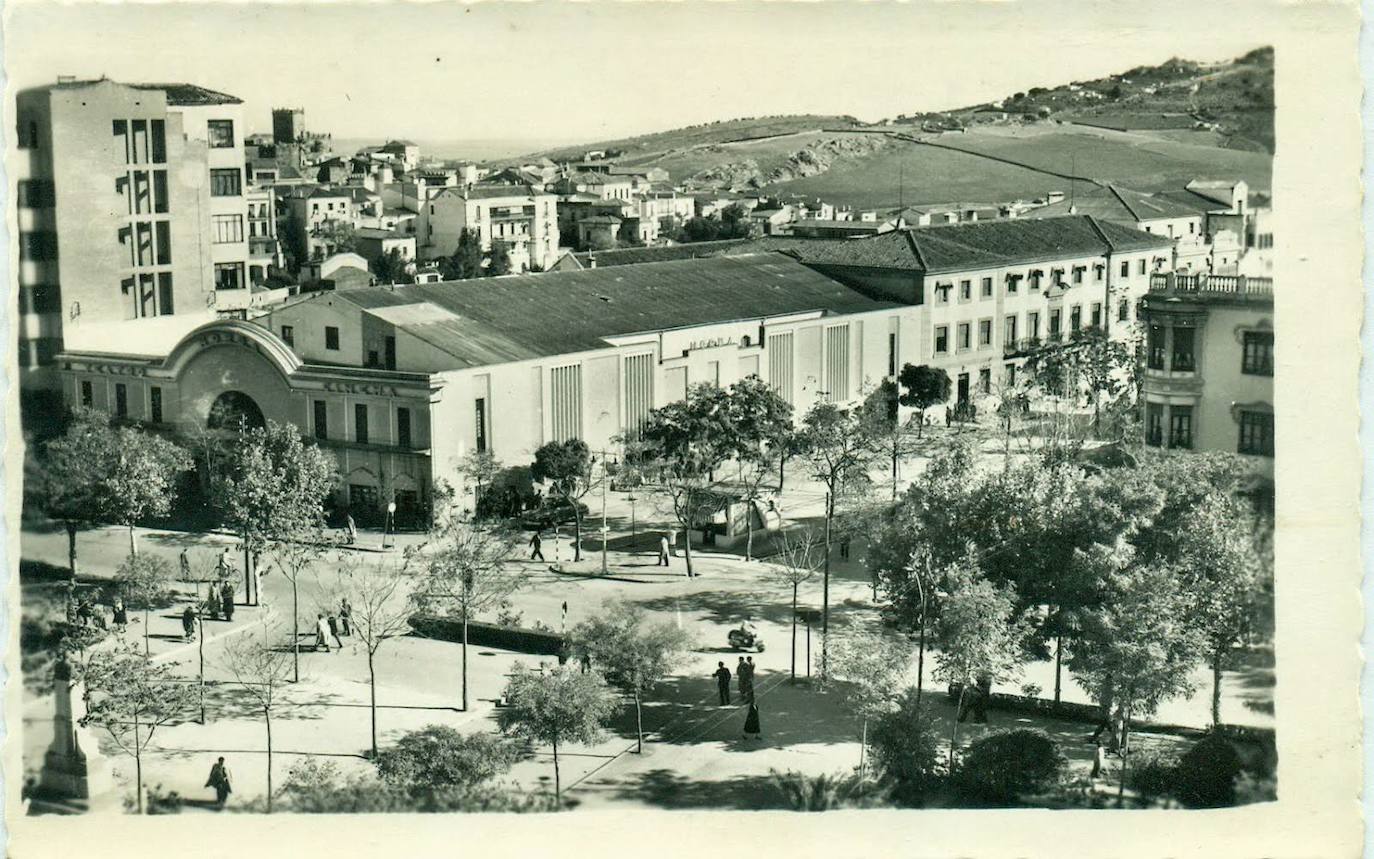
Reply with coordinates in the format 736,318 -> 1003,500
383,501 -> 396,549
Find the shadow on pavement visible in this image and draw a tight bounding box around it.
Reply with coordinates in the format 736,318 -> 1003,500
594,768 -> 787,810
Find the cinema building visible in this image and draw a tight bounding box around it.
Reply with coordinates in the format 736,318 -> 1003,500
56,254 -> 919,523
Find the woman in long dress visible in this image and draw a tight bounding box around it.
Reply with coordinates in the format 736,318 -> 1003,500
743,703 -> 762,739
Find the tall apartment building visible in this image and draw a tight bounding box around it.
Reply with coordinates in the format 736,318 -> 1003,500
14,78 -> 219,395
416,184 -> 560,273
1139,272 -> 1274,478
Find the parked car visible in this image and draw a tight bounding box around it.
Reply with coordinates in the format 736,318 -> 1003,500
520,500 -> 591,530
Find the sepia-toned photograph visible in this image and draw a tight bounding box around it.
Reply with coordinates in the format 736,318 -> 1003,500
1,1 -> 1362,853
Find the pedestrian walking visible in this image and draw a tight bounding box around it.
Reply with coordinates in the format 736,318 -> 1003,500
253,562 -> 265,608
315,613 -> 331,652
744,656 -> 757,703
713,661 -> 732,705
179,548 -> 190,580
339,598 -> 352,636
76,599 -> 93,627
205,757 -> 232,809
1109,707 -> 1126,755
346,514 -> 358,545
111,596 -> 127,632
204,587 -> 221,622
657,533 -> 671,567
181,605 -> 197,642
1091,741 -> 1107,780
216,547 -> 231,579
327,613 -> 344,650
529,531 -> 545,562
743,702 -> 762,739
220,582 -> 236,622
839,536 -> 851,561
736,656 -> 751,701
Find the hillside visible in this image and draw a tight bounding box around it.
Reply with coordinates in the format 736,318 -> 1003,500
530,114 -> 860,164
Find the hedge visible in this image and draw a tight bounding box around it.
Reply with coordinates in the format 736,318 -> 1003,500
408,614 -> 565,656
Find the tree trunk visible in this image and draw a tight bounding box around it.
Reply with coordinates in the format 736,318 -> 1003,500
949,686 -> 965,771
242,541 -> 253,605
461,611 -> 469,712
917,409 -> 925,439
551,732 -> 561,806
821,490 -> 832,678
291,579 -> 300,682
133,709 -> 144,814
915,617 -> 926,709
891,446 -> 898,501
859,717 -> 868,783
572,510 -> 583,563
790,584 -> 798,681
128,524 -> 138,557
198,616 -> 206,724
1117,702 -> 1132,807
266,710 -> 274,814
1054,633 -> 1063,706
745,507 -> 754,562
368,651 -> 378,756
1211,649 -> 1223,727
777,452 -> 787,492
143,607 -> 151,656
65,522 -> 79,578
634,689 -> 644,754
682,526 -> 694,578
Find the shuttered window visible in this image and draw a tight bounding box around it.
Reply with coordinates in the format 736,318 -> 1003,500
824,324 -> 850,403
767,332 -> 794,404
550,364 -> 583,442
623,353 -> 655,438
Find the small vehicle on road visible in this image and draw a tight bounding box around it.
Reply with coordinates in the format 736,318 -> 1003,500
728,626 -> 765,652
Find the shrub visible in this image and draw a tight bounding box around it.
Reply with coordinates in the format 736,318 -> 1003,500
409,614 -> 565,655
867,688 -> 942,807
278,757 -> 554,814
1174,735 -> 1243,808
768,770 -> 880,811
954,729 -> 1066,806
375,726 -> 518,792
1127,748 -> 1179,806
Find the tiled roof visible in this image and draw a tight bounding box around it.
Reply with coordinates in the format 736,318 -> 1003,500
571,239 -> 752,268
355,227 -> 413,241
129,82 -> 243,106
435,184 -> 539,201
335,254 -> 893,369
1035,185 -> 1207,222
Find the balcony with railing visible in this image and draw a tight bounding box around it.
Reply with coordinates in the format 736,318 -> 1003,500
1149,272 -> 1273,302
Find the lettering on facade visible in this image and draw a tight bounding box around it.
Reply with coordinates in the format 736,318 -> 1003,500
85,363 -> 149,377
686,337 -> 736,352
323,380 -> 401,398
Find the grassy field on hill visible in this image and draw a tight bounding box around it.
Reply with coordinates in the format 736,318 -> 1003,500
532,115 -> 857,163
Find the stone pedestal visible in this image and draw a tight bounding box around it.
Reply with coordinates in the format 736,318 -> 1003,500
39,659 -> 112,801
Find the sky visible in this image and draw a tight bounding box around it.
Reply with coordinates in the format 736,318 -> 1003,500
4,1 -> 1275,149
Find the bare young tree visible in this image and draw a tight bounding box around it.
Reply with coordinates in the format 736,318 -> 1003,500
221,615 -> 296,813
334,556 -> 416,755
407,510 -> 525,711
768,530 -> 820,681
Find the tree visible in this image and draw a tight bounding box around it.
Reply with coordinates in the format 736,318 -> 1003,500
486,242 -> 513,277
828,625 -> 911,782
113,553 -> 177,656
82,643 -> 198,814
215,421 -> 336,680
315,219 -> 358,256
99,424 -> 192,556
372,247 -> 412,284
530,439 -> 596,563
407,511 -> 524,711
723,375 -> 793,560
867,688 -> 941,807
567,601 -> 693,753
442,229 -> 484,280
337,557 -> 415,754
794,402 -> 876,675
497,663 -> 618,806
458,449 -> 502,511
221,617 -> 296,813
1023,327 -> 1132,437
769,530 -> 820,681
932,551 -> 1027,769
860,379 -> 918,501
639,384 -> 736,578
27,408 -> 111,576
376,726 -> 518,792
1066,544 -> 1205,805
897,364 -> 951,438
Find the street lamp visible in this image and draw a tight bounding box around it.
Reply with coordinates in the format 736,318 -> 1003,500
383,501 -> 396,549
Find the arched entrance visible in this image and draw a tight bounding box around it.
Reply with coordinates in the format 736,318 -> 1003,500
207,391 -> 266,432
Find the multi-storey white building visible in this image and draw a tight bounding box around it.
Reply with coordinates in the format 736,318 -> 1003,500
416,184 -> 560,272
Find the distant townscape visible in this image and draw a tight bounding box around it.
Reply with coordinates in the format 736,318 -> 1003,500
18,49 -> 1275,818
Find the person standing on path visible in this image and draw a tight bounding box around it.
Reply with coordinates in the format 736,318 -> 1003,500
839,535 -> 851,561
216,548 -> 231,580
179,548 -> 191,581
736,656 -> 750,701
743,702 -> 762,740
346,514 -> 358,545
529,531 -> 545,562
112,596 -> 128,631
1091,741 -> 1107,780
206,757 -> 232,808
181,605 -> 197,642
339,598 -> 352,636
327,613 -> 344,650
744,656 -> 758,703
713,662 -> 732,705
315,613 -> 331,652
657,534 -> 671,567
220,582 -> 235,622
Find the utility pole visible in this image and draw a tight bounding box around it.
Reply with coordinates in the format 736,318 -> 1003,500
600,450 -> 610,576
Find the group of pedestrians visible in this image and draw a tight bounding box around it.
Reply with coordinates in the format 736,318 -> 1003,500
711,656 -> 762,740
314,598 -> 353,652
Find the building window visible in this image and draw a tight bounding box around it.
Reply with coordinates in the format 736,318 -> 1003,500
1029,270 -> 1042,291
1172,327 -> 1196,372
397,407 -> 412,449
150,386 -> 163,424
157,273 -> 174,316
1118,299 -> 1130,322
1168,405 -> 1193,449
1006,275 -> 1020,295
213,214 -> 245,243
115,383 -> 128,418
313,400 -> 328,440
474,398 -> 488,453
1049,309 -> 1062,340
978,319 -> 992,347
207,120 -> 235,148
1090,303 -> 1102,328
980,277 -> 992,298
214,263 -> 244,291
385,336 -> 397,371
18,117 -> 38,149
1242,331 -> 1274,376
1004,363 -> 1016,387
1146,402 -> 1164,447
1094,264 -> 1105,282
355,404 -> 369,444
20,231 -> 57,261
1028,311 -> 1040,340
81,380 -> 93,409
936,284 -> 950,304
957,323 -> 971,351
887,332 -> 897,377
153,171 -> 169,213
550,364 -> 583,442
1147,325 -> 1166,369
281,325 -> 294,347
824,325 -> 851,402
325,326 -> 340,350
151,120 -> 166,163
210,168 -> 242,197
1120,260 -> 1130,278
934,326 -> 949,355
1004,315 -> 1018,346
156,221 -> 172,265
17,179 -> 55,209
22,284 -> 61,315
1072,267 -> 1084,285
1137,259 -> 1147,276
1070,305 -> 1082,330
959,280 -> 971,301
1238,410 -> 1274,457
